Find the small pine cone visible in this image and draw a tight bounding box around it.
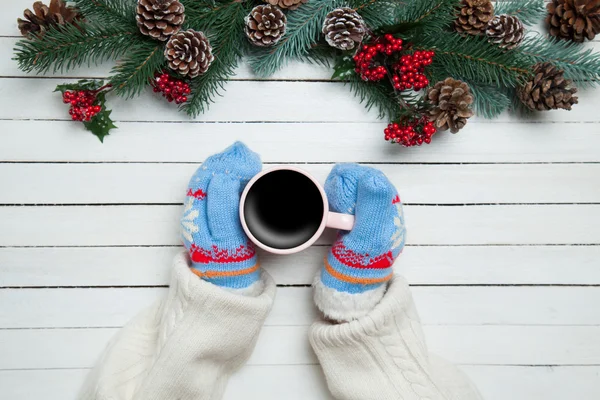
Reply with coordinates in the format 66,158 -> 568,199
455,0 -> 495,35
17,0 -> 81,37
263,0 -> 308,11
427,78 -> 475,133
165,30 -> 214,78
517,62 -> 578,111
486,14 -> 524,49
546,0 -> 600,43
245,5 -> 287,47
322,7 -> 367,50
136,0 -> 185,41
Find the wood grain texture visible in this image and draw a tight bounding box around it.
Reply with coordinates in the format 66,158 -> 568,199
2,245 -> 600,287
2,163 -> 599,204
2,365 -> 599,400
1,325 -> 598,370
2,1 -> 600,397
1,286 -> 599,329
1,204 -> 599,246
2,121 -> 600,163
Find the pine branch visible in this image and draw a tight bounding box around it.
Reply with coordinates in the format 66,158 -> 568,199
109,41 -> 166,98
379,0 -> 460,37
345,75 -> 399,120
13,22 -> 138,74
248,0 -> 344,77
181,1 -> 249,117
416,33 -> 533,87
494,0 -> 546,26
74,0 -> 137,27
350,0 -> 404,29
467,81 -> 510,119
517,34 -> 600,86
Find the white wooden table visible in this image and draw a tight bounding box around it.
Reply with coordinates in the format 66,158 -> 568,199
1,2 -> 600,398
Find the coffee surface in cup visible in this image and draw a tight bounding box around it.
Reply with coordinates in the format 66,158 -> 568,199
243,170 -> 324,250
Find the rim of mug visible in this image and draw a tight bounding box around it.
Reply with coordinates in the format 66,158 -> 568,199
239,166 -> 329,255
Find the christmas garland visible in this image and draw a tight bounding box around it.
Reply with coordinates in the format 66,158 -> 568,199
13,0 -> 600,145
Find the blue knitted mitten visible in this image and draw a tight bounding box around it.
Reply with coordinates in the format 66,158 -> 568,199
181,142 -> 263,295
314,164 -> 406,321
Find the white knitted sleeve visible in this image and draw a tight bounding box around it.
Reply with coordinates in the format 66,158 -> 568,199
309,275 -> 483,400
79,251 -> 276,400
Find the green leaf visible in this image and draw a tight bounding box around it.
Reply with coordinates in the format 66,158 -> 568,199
331,55 -> 355,80
83,92 -> 117,142
54,79 -> 105,92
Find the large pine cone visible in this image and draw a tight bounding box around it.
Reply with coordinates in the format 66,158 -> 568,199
263,0 -> 308,11
517,62 -> 578,111
455,0 -> 495,35
322,7 -> 366,50
486,14 -> 525,49
245,5 -> 287,47
547,0 -> 600,42
17,0 -> 80,37
165,30 -> 214,78
427,78 -> 475,133
136,0 -> 185,41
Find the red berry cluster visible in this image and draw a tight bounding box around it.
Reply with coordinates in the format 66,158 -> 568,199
62,91 -> 102,122
152,73 -> 191,104
391,50 -> 435,91
384,115 -> 437,147
354,34 -> 404,82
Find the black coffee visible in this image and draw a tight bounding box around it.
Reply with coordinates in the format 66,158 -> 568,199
243,170 -> 324,250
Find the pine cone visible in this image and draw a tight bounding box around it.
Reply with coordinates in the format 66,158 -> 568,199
455,0 -> 495,35
136,0 -> 185,41
165,30 -> 214,78
517,62 -> 578,111
486,14 -> 525,49
17,0 -> 80,37
427,78 -> 475,133
547,0 -> 600,42
322,7 -> 366,50
263,0 -> 308,11
245,5 -> 287,47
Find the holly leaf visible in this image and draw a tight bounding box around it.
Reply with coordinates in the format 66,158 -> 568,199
82,92 -> 117,143
54,79 -> 105,93
331,55 -> 356,80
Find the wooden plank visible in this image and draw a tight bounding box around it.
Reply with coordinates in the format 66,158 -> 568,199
1,286 -> 598,329
2,245 -> 600,287
0,325 -> 598,369
2,120 -> 600,163
1,365 -> 599,400
1,78 -> 600,123
0,204 -> 598,246
2,163 -> 599,205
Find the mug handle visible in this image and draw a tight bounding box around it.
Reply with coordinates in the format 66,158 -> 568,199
326,212 -> 355,231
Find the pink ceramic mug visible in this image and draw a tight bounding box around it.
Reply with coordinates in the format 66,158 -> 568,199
240,166 -> 355,255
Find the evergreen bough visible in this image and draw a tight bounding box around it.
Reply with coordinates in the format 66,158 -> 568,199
12,0 -> 600,142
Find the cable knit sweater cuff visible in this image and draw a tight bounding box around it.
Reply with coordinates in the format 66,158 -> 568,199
80,252 -> 276,400
310,274 -> 414,347
168,251 -> 274,311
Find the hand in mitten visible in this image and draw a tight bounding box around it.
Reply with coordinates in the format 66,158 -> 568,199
314,164 -> 406,321
181,142 -> 263,295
